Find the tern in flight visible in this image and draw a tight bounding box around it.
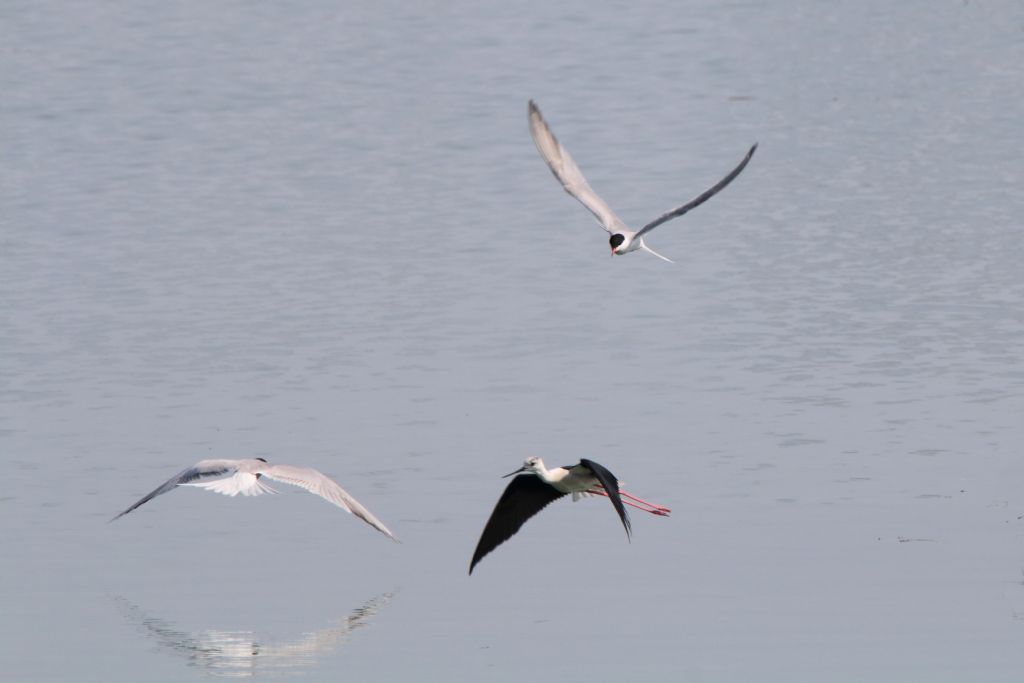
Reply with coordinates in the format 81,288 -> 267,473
469,457 -> 670,574
528,100 -> 757,262
111,458 -> 397,541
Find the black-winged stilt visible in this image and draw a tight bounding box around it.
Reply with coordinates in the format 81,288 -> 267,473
469,456 -> 669,574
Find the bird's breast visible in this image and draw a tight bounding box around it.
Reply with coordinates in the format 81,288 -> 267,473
618,238 -> 641,254
549,470 -> 598,494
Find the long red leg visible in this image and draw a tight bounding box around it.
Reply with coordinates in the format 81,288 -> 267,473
620,490 -> 671,513
586,488 -> 670,516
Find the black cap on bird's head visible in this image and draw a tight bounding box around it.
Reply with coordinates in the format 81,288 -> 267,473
254,457 -> 268,463
609,233 -> 625,253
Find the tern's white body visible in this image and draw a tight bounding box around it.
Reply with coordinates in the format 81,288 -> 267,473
112,457 -> 397,541
528,100 -> 757,262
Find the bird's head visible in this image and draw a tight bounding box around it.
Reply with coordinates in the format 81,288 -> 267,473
609,233 -> 627,255
503,456 -> 544,478
254,457 -> 268,463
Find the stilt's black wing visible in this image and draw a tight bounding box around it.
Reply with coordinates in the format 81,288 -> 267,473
110,460 -> 238,521
579,458 -> 631,539
469,475 -> 566,574
636,143 -> 758,238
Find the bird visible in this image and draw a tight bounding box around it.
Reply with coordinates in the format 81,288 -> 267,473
111,458 -> 397,541
469,456 -> 670,574
528,100 -> 757,262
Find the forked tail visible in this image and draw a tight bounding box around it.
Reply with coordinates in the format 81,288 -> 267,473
639,239 -> 674,263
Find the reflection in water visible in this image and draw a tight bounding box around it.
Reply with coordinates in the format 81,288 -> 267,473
115,592 -> 394,678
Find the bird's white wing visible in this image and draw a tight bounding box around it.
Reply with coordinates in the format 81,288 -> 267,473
111,459 -> 247,521
182,472 -> 278,497
258,464 -> 397,541
635,143 -> 758,238
528,100 -> 628,235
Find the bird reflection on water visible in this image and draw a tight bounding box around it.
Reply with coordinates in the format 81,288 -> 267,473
115,592 -> 395,678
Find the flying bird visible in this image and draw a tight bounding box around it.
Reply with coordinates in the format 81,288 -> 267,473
469,457 -> 669,574
111,458 -> 397,541
528,100 -> 757,262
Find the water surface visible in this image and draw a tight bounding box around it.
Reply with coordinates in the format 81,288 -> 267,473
3,1 -> 1024,680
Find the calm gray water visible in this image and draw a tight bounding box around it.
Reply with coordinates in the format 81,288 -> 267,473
3,1 -> 1024,680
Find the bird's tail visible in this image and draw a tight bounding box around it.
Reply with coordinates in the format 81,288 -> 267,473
639,239 -> 674,263
183,473 -> 278,497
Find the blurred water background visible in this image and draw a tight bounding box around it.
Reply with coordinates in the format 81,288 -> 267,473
3,1 -> 1024,680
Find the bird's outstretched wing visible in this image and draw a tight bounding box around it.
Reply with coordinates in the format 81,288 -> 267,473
528,100 -> 629,235
257,464 -> 397,541
579,459 -> 631,539
636,143 -> 758,238
111,459 -> 242,521
469,474 -> 566,574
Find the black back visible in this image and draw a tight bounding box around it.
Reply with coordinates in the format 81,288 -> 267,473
469,475 -> 566,574
579,458 -> 631,539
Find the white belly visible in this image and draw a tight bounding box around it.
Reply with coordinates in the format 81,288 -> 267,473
548,469 -> 598,494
